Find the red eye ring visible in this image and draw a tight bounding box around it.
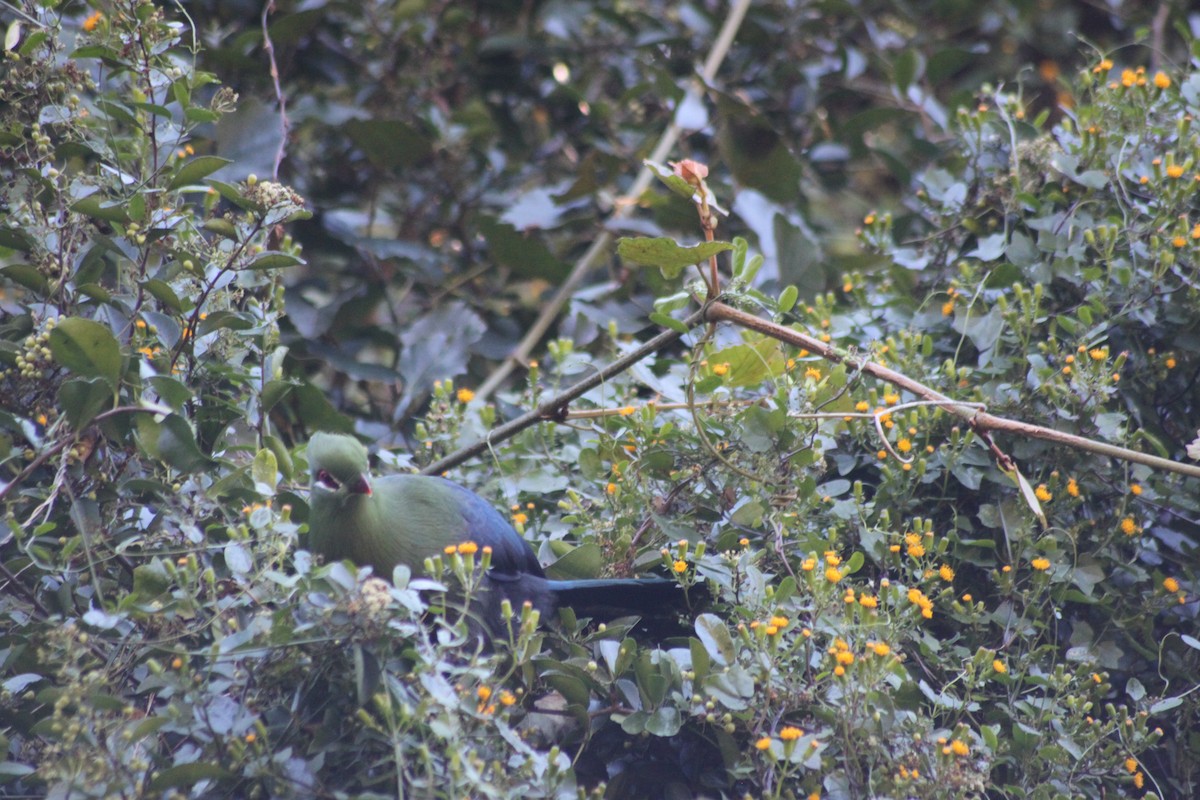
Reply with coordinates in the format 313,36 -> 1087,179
316,469 -> 340,489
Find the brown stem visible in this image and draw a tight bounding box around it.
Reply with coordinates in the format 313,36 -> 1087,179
704,301 -> 1200,479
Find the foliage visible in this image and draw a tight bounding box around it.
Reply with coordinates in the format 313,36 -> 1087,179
2,1 -> 1198,800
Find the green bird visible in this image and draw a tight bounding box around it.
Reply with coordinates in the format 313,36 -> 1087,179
306,432 -> 692,633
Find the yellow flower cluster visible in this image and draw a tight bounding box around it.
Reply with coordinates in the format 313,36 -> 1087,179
906,587 -> 933,619
830,637 -> 855,676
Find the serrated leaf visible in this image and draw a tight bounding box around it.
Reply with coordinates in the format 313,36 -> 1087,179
48,318 -> 122,392
617,237 -> 734,279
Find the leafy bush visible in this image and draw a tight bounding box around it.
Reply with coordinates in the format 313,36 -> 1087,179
2,2 -> 1198,799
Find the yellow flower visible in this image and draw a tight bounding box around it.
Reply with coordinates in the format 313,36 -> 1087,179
1124,757 -> 1138,774
942,299 -> 955,316
824,567 -> 843,583
673,560 -> 688,573
1167,164 -> 1185,179
804,367 -> 821,380
755,737 -> 772,751
605,482 -> 617,495
801,558 -> 816,572
779,726 -> 803,741
477,686 -> 492,700
870,642 -> 891,656
938,564 -> 955,582
458,541 -> 479,555
1031,557 -> 1051,571
456,387 -> 475,403
962,593 -> 972,602
1121,68 -> 1136,87
1034,484 -> 1052,502
1154,71 -> 1171,89
1130,484 -> 1142,496
83,10 -> 103,31
1166,357 -> 1177,369
824,551 -> 841,566
1067,478 -> 1080,497
1134,771 -> 1144,789
1089,347 -> 1107,361
1120,516 -> 1138,536
993,659 -> 1007,674
835,650 -> 855,666
883,392 -> 900,405
712,363 -> 729,376
1173,236 -> 1187,248
510,513 -> 527,526
950,740 -> 969,756
770,616 -> 789,628
855,400 -> 870,412
859,594 -> 878,608
897,438 -> 913,453
1163,577 -> 1180,593
499,690 -> 516,706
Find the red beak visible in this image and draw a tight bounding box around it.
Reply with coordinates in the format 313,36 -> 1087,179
348,474 -> 372,495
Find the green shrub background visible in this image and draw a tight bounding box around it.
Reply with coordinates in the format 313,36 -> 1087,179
1,1 -> 1197,798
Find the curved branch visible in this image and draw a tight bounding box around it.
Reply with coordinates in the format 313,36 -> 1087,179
704,301 -> 1200,480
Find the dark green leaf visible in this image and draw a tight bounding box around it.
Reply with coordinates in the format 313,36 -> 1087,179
48,317 -> 123,392
168,156 -> 233,189
58,377 -> 113,429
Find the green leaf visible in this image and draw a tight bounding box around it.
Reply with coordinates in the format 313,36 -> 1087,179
0,265 -> 48,293
244,250 -> 304,271
707,337 -> 786,387
644,706 -> 681,737
140,280 -> 183,312
545,542 -> 603,580
70,195 -> 131,224
48,318 -> 122,392
148,763 -> 233,792
343,119 -> 432,169
58,377 -> 113,429
136,414 -> 212,472
197,310 -> 254,336
617,237 -> 734,279
694,613 -> 735,666
648,311 -> 691,333
168,156 -> 233,189
252,448 -> 278,493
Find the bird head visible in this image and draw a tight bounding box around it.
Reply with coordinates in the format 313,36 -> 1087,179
308,432 -> 373,500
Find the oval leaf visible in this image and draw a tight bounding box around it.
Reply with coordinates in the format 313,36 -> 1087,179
48,317 -> 122,392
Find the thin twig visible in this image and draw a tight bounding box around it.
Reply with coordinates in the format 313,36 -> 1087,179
421,309 -> 707,475
261,0 -> 290,179
474,0 -> 754,400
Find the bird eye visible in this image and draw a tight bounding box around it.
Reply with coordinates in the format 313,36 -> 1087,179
316,469 -> 340,490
